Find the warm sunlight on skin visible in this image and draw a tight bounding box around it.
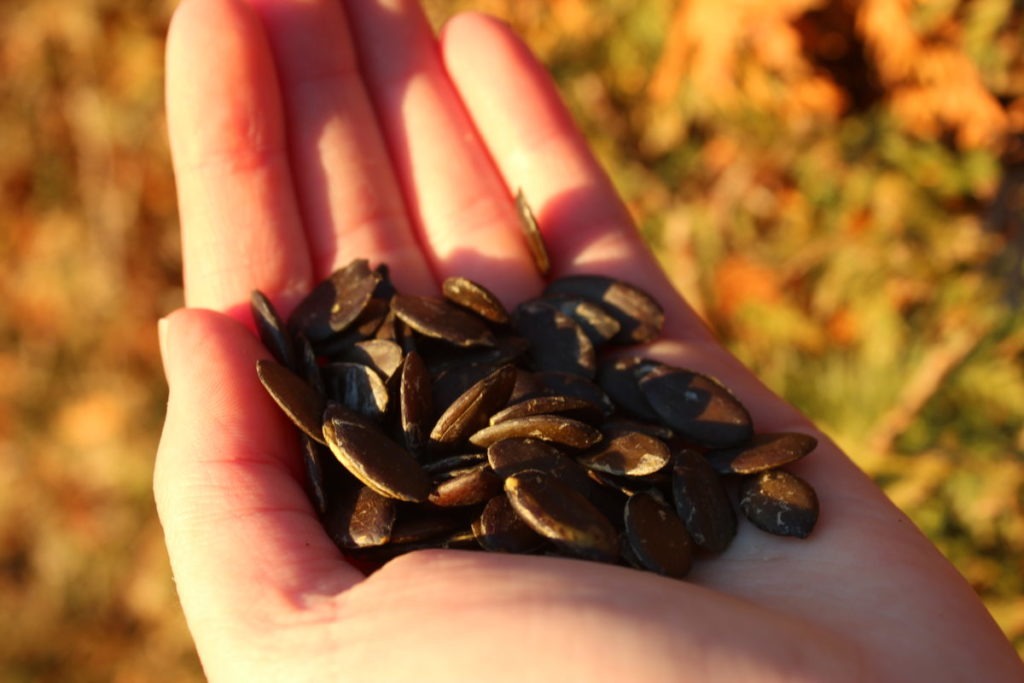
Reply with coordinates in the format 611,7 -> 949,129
156,0 -> 1024,680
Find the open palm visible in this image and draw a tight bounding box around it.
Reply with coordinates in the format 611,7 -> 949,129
156,0 -> 1022,680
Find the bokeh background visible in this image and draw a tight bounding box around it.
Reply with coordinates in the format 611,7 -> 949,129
1,0 -> 1021,679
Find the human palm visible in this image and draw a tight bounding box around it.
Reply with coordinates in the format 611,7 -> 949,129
157,0 -> 1022,680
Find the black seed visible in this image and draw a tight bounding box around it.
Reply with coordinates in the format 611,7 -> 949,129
671,448 -> 736,553
322,412 -> 431,502
338,339 -> 404,381
388,513 -> 469,545
293,332 -> 325,396
513,300 -> 595,378
289,259 -> 380,342
597,357 -> 661,422
487,437 -> 595,496
706,432 -> 818,474
322,362 -> 389,423
325,484 -> 396,549
601,417 -> 674,442
428,463 -> 503,507
469,415 -> 603,449
489,394 -> 604,426
624,491 -> 693,578
532,372 -> 615,417
312,297 -> 390,355
505,469 -> 618,562
578,431 -> 671,477
431,362 -> 503,417
544,275 -> 664,345
430,364 -> 517,448
422,453 -> 487,475
250,290 -> 294,367
300,435 -> 330,517
474,495 -> 546,553
399,351 -> 432,458
739,470 -> 819,538
516,189 -> 550,276
392,294 -> 496,347
535,294 -> 621,347
639,364 -> 752,448
256,359 -> 327,444
442,276 -> 510,324
422,336 -> 530,377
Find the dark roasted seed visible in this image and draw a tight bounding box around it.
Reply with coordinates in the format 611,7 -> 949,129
469,415 -> 603,449
639,364 -> 753,448
601,417 -> 675,442
544,275 -> 664,345
428,463 -> 502,507
442,276 -> 510,325
536,295 -> 621,347
323,362 -> 389,423
474,495 -> 546,553
301,435 -> 330,517
487,437 -> 595,496
532,372 -> 616,417
422,453 -> 487,475
706,432 -> 818,474
250,290 -> 294,367
392,294 -> 496,347
671,448 -> 736,553
325,484 -> 396,549
578,431 -> 671,477
514,300 -> 596,378
294,333 -> 325,396
597,357 -> 661,422
388,513 -> 469,545
289,259 -> 380,342
624,491 -> 694,578
516,189 -> 550,276
430,364 -> 517,448
505,469 -> 618,562
256,359 -> 327,444
489,394 -> 604,426
739,470 -> 819,538
339,340 -> 404,381
399,351 -> 432,457
322,411 -> 431,502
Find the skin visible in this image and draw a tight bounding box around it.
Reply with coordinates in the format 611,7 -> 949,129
156,0 -> 1024,680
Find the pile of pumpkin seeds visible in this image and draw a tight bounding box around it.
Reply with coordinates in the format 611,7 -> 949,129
253,258 -> 819,579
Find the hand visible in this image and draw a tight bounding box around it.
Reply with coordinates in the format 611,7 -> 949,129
157,0 -> 1023,679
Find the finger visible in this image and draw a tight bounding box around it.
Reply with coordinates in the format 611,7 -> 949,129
155,309 -> 360,675
440,13 -> 713,342
167,0 -> 311,315
241,0 -> 436,293
343,0 -> 544,305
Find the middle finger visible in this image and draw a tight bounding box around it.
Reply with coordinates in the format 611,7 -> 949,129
344,0 -> 545,305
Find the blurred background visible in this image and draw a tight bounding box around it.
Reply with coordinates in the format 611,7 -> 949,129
1,0 -> 1021,678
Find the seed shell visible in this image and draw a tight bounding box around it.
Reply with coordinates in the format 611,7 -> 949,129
597,357 -> 661,422
427,463 -> 503,507
430,364 -> 517,448
392,294 -> 496,348
639,364 -> 752,448
671,448 -> 736,553
399,351 -> 432,457
338,339 -> 404,381
544,275 -> 664,345
325,484 -> 396,549
289,259 -> 380,342
516,189 -> 550,276
536,295 -> 621,347
738,470 -> 819,538
323,362 -> 389,423
505,469 -> 618,562
487,437 -> 595,496
250,290 -> 294,367
578,431 -> 671,477
706,432 -> 818,474
470,415 -> 603,449
624,491 -> 694,578
514,300 -> 596,378
474,495 -> 546,553
256,359 -> 327,444
442,276 -> 510,324
489,395 -> 603,426
322,412 -> 431,502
